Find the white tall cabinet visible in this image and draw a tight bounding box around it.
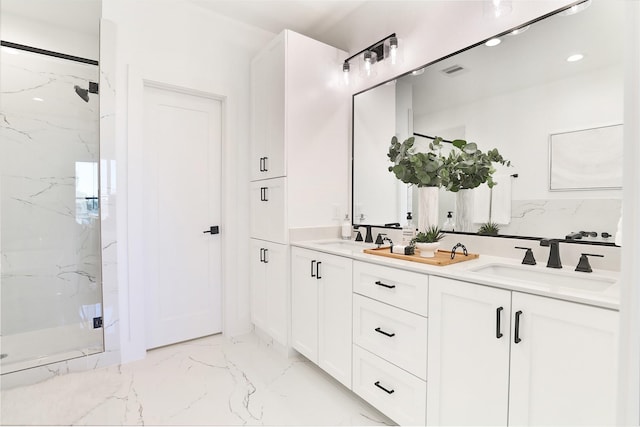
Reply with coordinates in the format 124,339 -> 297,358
249,30 -> 349,348
427,276 -> 619,426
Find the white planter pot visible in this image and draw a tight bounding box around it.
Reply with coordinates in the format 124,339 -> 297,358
415,242 -> 440,258
417,186 -> 439,232
455,189 -> 475,233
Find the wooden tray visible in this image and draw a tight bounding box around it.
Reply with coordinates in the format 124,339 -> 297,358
363,247 -> 479,266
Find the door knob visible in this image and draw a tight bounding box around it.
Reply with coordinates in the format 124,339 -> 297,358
203,226 -> 220,235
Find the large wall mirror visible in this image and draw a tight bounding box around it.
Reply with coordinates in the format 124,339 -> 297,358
353,0 -> 623,244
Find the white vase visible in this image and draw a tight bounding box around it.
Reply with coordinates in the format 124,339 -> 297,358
417,186 -> 439,232
455,189 -> 475,232
415,242 -> 440,258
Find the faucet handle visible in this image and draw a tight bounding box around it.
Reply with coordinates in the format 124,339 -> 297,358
375,233 -> 386,247
355,230 -> 363,242
515,247 -> 536,265
575,253 -> 604,273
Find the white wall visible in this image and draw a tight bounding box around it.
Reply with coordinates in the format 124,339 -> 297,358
101,0 -> 274,362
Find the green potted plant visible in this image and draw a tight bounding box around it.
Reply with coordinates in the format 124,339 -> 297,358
411,225 -> 445,258
387,136 -> 448,230
441,139 -> 511,193
478,221 -> 500,236
387,136 -> 448,188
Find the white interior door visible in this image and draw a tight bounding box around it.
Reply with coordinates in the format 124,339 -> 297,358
143,84 -> 222,349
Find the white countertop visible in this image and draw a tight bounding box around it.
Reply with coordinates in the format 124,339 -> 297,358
291,239 -> 620,310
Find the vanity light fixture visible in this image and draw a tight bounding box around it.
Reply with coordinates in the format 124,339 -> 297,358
567,53 -> 584,62
485,38 -> 502,47
341,33 -> 398,84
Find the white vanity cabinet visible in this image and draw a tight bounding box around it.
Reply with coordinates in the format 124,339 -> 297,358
427,276 -> 618,426
291,247 -> 353,388
249,239 -> 288,346
352,261 -> 429,426
249,29 -> 349,347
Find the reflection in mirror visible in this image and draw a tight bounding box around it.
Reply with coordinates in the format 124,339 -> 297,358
352,0 -> 623,243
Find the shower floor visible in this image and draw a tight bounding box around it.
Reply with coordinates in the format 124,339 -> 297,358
0,323 -> 103,374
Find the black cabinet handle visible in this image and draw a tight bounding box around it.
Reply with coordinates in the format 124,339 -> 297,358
374,280 -> 396,289
311,260 -> 316,277
375,327 -> 395,338
260,248 -> 265,263
263,156 -> 268,172
262,187 -> 269,201
259,187 -> 264,201
263,248 -> 269,264
496,307 -> 504,339
514,310 -> 523,344
374,381 -> 395,394
259,157 -> 264,172
316,261 -> 322,279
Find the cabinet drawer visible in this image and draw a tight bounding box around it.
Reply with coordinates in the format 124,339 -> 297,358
353,294 -> 428,380
353,261 -> 428,316
353,345 -> 426,426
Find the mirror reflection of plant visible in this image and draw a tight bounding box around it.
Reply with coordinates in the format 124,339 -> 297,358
442,139 -> 511,192
387,136 -> 447,187
411,225 -> 445,244
388,136 -> 511,191
478,222 -> 501,236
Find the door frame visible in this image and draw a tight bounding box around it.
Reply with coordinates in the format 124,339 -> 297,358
125,69 -> 227,361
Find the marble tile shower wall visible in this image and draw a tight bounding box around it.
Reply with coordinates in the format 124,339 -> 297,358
0,23 -> 120,387
503,199 -> 622,242
1,50 -> 101,361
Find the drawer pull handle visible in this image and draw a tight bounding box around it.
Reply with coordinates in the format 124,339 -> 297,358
375,327 -> 395,338
374,381 -> 395,394
514,310 -> 523,344
311,260 -> 316,278
374,280 -> 396,289
496,306 -> 504,339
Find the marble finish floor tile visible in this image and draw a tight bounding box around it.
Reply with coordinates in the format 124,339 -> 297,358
0,333 -> 394,426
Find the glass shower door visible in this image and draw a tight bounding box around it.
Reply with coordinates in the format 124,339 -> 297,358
0,45 -> 104,374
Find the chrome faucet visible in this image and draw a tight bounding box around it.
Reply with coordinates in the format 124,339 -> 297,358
540,239 -> 562,268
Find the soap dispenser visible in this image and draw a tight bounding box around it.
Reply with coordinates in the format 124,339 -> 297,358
402,212 -> 416,245
443,211 -> 455,231
341,214 -> 351,240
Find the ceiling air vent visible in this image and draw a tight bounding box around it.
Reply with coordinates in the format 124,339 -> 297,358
441,64 -> 465,76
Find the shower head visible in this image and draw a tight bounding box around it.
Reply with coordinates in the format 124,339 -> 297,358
74,85 -> 90,103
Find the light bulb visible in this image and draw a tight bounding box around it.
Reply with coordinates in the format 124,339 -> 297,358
342,62 -> 350,85
364,51 -> 372,76
389,36 -> 398,65
485,38 -> 501,47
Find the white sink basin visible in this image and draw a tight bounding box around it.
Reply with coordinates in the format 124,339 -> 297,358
470,263 -> 617,292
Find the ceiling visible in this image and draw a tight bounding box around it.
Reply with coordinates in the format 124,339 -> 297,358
190,0 -> 365,45
0,0 -> 101,36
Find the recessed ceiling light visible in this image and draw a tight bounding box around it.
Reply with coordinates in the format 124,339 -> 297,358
411,68 -> 425,76
510,25 -> 530,36
485,38 -> 501,47
566,54 -> 584,62
32,97 -> 44,102
560,0 -> 591,16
